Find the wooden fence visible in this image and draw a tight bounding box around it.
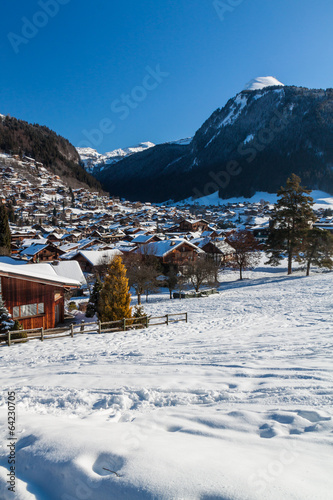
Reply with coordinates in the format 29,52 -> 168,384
0,313 -> 188,347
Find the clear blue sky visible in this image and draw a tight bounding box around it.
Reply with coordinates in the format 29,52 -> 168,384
1,0 -> 332,153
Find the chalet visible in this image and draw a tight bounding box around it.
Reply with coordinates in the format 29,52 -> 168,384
178,219 -> 210,232
11,231 -> 38,244
191,237 -> 235,263
138,239 -> 204,265
20,243 -> 64,263
69,249 -> 123,273
131,234 -> 162,245
0,263 -> 80,329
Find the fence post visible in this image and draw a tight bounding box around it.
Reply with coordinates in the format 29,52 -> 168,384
40,327 -> 44,341
146,316 -> 149,328
166,314 -> 169,326
80,320 -> 85,333
70,324 -> 74,338
123,318 -> 126,331
185,312 -> 188,323
8,331 -> 11,347
98,321 -> 101,334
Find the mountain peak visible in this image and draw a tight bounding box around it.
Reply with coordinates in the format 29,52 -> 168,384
244,76 -> 285,91
77,141 -> 155,174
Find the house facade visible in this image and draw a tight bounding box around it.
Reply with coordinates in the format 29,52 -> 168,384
0,263 -> 80,330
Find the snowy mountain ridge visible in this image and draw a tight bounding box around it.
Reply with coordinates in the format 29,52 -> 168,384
77,138 -> 194,174
77,141 -> 156,174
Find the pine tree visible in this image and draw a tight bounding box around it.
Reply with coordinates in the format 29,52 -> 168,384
0,204 -> 11,256
98,256 -> 132,322
266,174 -> 316,275
301,228 -> 333,276
86,278 -> 102,318
0,295 -> 14,333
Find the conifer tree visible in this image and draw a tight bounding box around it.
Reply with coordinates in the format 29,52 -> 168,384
0,204 -> 11,256
98,256 -> 132,322
301,228 -> 333,276
86,278 -> 102,318
0,295 -> 14,333
266,174 -> 316,275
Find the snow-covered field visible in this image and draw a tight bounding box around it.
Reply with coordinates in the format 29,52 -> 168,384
0,263 -> 332,499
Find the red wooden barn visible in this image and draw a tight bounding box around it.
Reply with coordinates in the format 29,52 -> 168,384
0,263 -> 80,330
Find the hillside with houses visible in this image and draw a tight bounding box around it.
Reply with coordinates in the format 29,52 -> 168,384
1,151 -> 333,500
1,149 -> 333,331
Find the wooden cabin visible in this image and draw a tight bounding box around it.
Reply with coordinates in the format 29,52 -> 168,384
178,219 -> 210,233
139,239 -> 204,265
0,263 -> 80,330
20,243 -> 64,263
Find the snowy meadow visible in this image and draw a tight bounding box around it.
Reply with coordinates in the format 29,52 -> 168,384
0,262 -> 332,499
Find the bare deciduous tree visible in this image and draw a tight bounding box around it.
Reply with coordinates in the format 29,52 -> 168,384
124,253 -> 161,304
183,258 -> 215,292
227,230 -> 261,280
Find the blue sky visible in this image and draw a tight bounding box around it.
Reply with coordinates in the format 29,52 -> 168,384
1,0 -> 332,153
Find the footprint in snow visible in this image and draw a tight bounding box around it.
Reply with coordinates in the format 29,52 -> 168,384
259,424 -> 277,439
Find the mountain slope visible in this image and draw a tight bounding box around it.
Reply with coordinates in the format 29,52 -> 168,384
96,83 -> 333,203
0,115 -> 102,190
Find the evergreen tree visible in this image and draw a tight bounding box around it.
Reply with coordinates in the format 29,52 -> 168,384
98,256 -> 132,322
86,278 -> 102,318
0,204 -> 11,256
0,295 -> 14,333
6,203 -> 16,223
301,228 -> 333,276
266,174 -> 316,275
131,305 -> 149,327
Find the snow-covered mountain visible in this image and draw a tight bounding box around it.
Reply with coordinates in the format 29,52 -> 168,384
94,77 -> 333,203
77,142 -> 155,174
243,76 -> 285,91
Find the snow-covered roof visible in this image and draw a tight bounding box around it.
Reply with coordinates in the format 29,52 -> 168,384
74,249 -> 123,267
36,261 -> 87,286
59,242 -> 79,252
20,244 -> 48,257
0,262 -> 81,287
131,234 -> 157,244
0,257 -> 27,266
191,237 -> 235,254
138,239 -> 204,258
21,238 -> 48,247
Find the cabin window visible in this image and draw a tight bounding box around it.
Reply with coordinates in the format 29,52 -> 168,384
12,303 -> 45,318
